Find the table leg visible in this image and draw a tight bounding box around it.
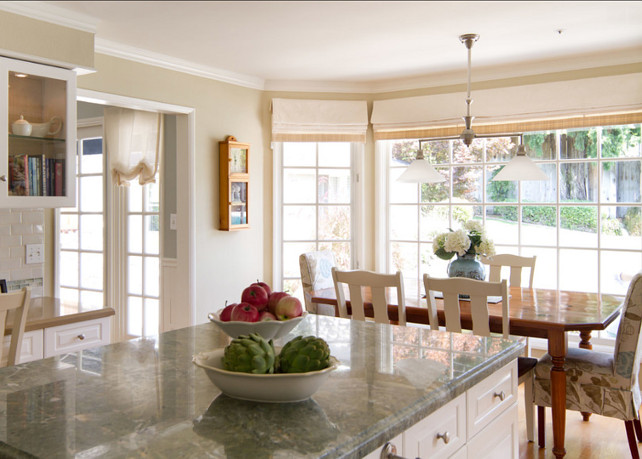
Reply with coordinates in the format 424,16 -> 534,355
579,331 -> 593,422
549,330 -> 568,458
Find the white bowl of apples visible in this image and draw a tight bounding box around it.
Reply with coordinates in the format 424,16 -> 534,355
208,281 -> 307,340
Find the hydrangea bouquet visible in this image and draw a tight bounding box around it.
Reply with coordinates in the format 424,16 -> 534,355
432,220 -> 496,260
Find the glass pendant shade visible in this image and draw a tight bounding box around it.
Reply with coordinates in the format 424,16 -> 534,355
397,157 -> 446,183
492,145 -> 548,181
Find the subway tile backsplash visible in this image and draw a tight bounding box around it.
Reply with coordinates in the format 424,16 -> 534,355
0,208 -> 45,297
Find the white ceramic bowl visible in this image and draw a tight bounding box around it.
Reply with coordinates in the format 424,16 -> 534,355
208,311 -> 307,340
193,348 -> 338,402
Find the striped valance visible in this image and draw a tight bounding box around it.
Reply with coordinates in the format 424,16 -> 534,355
371,73 -> 642,140
272,98 -> 368,143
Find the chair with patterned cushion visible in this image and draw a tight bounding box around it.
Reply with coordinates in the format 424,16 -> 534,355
332,268 -> 406,325
299,250 -> 337,316
423,274 -> 537,442
533,272 -> 642,457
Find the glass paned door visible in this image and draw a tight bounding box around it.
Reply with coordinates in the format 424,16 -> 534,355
58,127 -> 104,309
125,180 -> 160,338
280,142 -> 354,299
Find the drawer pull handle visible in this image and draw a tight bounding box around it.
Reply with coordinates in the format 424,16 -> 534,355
379,441 -> 409,459
0,175 -> 6,182
77,334 -> 86,341
436,431 -> 450,444
493,390 -> 506,401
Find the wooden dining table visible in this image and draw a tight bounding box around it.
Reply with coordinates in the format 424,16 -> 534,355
309,286 -> 624,459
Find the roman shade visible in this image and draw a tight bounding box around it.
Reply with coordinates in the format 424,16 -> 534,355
272,98 -> 368,142
371,73 -> 642,140
104,107 -> 163,186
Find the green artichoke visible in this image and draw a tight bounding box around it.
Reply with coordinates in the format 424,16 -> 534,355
277,335 -> 331,373
223,333 -> 276,374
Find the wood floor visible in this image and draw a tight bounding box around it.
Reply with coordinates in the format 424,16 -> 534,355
517,385 -> 640,458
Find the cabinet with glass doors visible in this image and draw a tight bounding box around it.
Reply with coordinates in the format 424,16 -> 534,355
0,56 -> 76,207
219,135 -> 249,230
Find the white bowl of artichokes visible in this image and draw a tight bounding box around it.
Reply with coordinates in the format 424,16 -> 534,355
193,333 -> 338,402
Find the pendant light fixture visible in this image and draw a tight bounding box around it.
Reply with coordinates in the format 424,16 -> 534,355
492,139 -> 548,181
397,145 -> 446,183
459,33 -> 478,147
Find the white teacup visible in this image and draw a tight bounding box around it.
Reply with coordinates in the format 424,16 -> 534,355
31,116 -> 63,137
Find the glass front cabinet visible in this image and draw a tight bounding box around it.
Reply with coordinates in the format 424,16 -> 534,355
219,136 -> 249,230
0,56 -> 76,207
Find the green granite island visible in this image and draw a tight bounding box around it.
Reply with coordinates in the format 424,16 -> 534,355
0,314 -> 523,458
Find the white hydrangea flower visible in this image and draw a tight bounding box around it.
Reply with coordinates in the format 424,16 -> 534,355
432,232 -> 447,253
478,238 -> 496,257
463,219 -> 484,234
444,229 -> 471,256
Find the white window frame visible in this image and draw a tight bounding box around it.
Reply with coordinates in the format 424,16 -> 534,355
376,125 -> 642,350
272,141 -> 364,292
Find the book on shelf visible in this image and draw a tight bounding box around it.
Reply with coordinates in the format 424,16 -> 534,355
54,160 -> 63,196
9,154 -> 28,196
8,154 -> 64,197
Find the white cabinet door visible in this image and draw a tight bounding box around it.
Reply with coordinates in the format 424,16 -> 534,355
0,56 -> 76,207
1,329 -> 44,365
466,361 -> 517,440
404,393 -> 466,459
467,402 -> 518,459
44,317 -> 110,358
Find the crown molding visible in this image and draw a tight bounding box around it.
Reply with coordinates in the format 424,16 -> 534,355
0,1 -> 97,33
95,38 -> 265,91
266,47 -> 642,94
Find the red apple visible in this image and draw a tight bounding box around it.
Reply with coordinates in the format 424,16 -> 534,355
231,303 -> 259,322
258,311 -> 277,321
241,284 -> 269,311
255,280 -> 272,296
267,291 -> 290,314
274,296 -> 303,320
219,302 -> 237,322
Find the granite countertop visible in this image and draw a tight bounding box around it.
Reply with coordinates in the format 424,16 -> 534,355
3,297 -> 115,335
0,314 -> 523,458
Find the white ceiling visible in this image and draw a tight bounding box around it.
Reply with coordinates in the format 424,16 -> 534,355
8,1 -> 642,92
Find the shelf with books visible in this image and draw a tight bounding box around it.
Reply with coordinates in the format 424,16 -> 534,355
0,56 -> 76,208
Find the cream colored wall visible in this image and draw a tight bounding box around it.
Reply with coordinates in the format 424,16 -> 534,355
0,11 -> 93,71
78,53 -> 265,323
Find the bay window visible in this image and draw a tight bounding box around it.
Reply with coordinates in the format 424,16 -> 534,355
380,123 -> 641,344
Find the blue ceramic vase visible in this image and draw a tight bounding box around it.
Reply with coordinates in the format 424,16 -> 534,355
447,253 -> 486,281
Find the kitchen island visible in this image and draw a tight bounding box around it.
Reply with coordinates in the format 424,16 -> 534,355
0,314 -> 523,458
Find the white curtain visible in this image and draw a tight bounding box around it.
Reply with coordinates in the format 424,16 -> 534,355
104,107 -> 163,186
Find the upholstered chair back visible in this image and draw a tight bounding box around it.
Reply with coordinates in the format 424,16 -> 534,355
613,273 -> 642,392
299,250 -> 336,315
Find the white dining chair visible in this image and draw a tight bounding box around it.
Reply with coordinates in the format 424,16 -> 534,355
481,254 -> 537,288
481,254 -> 537,356
0,287 -> 31,367
331,268 -> 406,326
423,274 -> 537,442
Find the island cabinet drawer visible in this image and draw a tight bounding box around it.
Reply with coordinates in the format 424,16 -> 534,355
466,361 -> 517,440
1,330 -> 44,365
44,317 -> 110,358
403,392 -> 466,459
467,401 -> 518,458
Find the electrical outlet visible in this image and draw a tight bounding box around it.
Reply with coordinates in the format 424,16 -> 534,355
170,213 -> 177,230
26,244 -> 44,264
